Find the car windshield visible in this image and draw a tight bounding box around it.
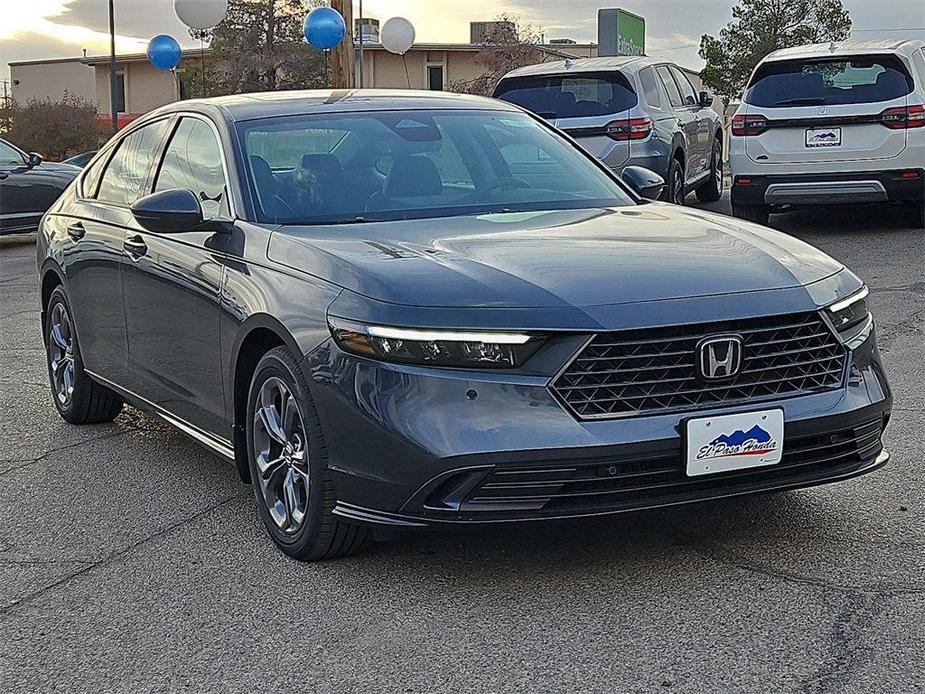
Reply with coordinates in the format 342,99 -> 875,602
0,140 -> 25,165
745,55 -> 914,107
238,109 -> 635,225
494,72 -> 638,119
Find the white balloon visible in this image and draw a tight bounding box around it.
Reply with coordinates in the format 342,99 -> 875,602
175,0 -> 228,30
380,17 -> 415,55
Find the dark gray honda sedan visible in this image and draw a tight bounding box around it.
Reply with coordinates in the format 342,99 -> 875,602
37,91 -> 890,560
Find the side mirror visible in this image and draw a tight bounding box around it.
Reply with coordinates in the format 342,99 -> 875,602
131,188 -> 205,234
699,91 -> 713,108
622,166 -> 665,200
27,152 -> 44,168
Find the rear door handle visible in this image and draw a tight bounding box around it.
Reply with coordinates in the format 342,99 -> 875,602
66,221 -> 86,241
124,235 -> 148,259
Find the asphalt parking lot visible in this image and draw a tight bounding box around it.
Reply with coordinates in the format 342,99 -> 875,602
1,195 -> 923,693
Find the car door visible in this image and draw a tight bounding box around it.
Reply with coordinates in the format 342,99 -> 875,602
0,140 -> 64,233
668,66 -> 711,180
654,65 -> 695,168
62,120 -> 171,386
121,114 -> 232,437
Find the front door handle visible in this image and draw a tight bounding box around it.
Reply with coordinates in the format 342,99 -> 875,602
124,235 -> 148,260
66,221 -> 86,241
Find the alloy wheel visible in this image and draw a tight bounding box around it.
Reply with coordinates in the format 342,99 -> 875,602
672,166 -> 685,205
48,302 -> 75,407
714,145 -> 723,196
252,376 -> 310,534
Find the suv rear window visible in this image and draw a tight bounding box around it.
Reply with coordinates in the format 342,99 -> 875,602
745,55 -> 914,107
494,72 -> 638,119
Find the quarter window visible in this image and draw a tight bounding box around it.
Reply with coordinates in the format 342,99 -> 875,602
155,117 -> 229,220
655,66 -> 683,108
639,67 -> 663,109
80,151 -> 108,198
669,66 -> 698,106
96,120 -> 169,205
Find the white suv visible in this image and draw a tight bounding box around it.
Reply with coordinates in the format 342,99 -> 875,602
730,39 -> 925,228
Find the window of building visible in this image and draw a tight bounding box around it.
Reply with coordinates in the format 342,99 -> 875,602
96,119 -> 169,205
154,117 -> 229,220
427,65 -> 444,91
114,72 -> 126,114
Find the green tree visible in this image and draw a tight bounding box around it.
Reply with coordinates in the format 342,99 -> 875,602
699,0 -> 852,106
0,94 -> 104,160
186,0 -> 327,97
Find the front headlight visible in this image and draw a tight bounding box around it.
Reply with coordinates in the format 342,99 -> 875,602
827,286 -> 870,333
328,317 -> 543,368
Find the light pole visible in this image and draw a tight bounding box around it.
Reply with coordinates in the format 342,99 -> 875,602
108,0 -> 117,131
358,0 -> 364,88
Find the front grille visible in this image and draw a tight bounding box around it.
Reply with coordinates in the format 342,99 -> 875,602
446,418 -> 882,515
552,311 -> 847,419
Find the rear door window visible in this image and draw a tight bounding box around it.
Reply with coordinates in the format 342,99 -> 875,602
494,72 -> 638,119
96,120 -> 169,205
655,66 -> 684,108
745,55 -> 914,107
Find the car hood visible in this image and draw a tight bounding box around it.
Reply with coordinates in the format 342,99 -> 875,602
267,204 -> 843,309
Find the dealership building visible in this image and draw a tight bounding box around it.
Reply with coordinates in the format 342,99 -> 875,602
9,16 -> 710,129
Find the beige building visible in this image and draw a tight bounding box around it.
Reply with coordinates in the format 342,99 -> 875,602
9,39 -> 597,127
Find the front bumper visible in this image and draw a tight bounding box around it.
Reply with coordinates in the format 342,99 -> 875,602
306,320 -> 892,528
732,169 -> 925,207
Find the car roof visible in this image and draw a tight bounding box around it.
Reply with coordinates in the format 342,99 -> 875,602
500,55 -> 658,80
148,89 -> 522,123
763,38 -> 925,62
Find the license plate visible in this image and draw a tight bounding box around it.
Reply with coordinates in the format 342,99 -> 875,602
686,409 -> 784,476
805,127 -> 841,148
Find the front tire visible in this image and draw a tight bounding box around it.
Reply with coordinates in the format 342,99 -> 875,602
695,138 -> 723,203
44,287 -> 123,424
731,203 -> 770,226
246,346 -> 371,561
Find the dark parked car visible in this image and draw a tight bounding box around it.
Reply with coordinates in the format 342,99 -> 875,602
37,91 -> 891,560
0,138 -> 79,235
494,56 -> 724,206
62,150 -> 98,168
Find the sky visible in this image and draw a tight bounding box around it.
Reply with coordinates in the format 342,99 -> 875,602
2,0 -> 924,82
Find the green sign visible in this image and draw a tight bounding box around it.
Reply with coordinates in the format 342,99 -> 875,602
616,9 -> 645,56
597,8 -> 646,57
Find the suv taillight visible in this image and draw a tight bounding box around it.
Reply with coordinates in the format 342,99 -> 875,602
879,104 -> 925,129
731,114 -> 768,137
604,117 -> 652,141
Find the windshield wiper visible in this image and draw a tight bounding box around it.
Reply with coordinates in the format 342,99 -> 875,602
773,97 -> 826,106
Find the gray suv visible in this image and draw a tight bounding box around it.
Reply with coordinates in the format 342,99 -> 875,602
494,56 -> 724,205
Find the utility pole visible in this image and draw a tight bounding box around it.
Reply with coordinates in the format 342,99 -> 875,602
329,0 -> 354,89
358,0 -> 364,88
108,0 -> 118,131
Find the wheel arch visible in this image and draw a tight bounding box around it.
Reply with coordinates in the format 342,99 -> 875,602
229,315 -> 302,481
39,262 -> 66,343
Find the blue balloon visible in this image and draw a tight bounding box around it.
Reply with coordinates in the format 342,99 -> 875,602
147,34 -> 182,70
304,7 -> 345,50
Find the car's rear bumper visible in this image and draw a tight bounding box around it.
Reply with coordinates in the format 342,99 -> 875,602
306,323 -> 892,528
732,169 -> 924,207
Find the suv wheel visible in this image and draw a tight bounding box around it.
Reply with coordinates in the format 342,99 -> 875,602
668,157 -> 686,205
45,286 -> 123,424
695,138 -> 723,203
731,203 -> 771,226
246,346 -> 371,561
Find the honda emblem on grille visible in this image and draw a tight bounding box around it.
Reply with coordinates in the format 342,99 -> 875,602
697,335 -> 744,381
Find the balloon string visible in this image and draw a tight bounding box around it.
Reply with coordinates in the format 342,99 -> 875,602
402,53 -> 411,90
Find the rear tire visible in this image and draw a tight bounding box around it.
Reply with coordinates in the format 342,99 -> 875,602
695,138 -> 723,203
667,157 -> 686,206
45,287 -> 123,425
246,346 -> 371,561
731,203 -> 770,226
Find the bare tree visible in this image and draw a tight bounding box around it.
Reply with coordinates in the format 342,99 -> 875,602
450,15 -> 546,96
0,94 -> 104,160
